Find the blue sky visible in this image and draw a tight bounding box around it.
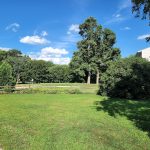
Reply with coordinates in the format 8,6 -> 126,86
0,0 -> 149,64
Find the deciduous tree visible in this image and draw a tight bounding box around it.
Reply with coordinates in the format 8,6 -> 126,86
0,62 -> 15,87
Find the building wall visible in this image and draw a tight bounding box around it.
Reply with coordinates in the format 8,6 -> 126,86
141,50 -> 150,61
136,48 -> 150,61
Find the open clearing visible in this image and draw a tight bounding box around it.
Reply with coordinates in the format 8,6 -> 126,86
0,94 -> 150,150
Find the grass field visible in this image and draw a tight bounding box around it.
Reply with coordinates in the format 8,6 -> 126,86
15,83 -> 99,94
0,94 -> 150,150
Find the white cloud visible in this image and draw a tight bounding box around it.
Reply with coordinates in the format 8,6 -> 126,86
41,47 -> 68,55
124,27 -> 131,30
105,14 -> 125,25
5,23 -> 20,32
29,47 -> 70,64
41,31 -> 48,36
40,57 -> 71,64
0,47 -> 11,51
137,34 -> 150,40
67,24 -> 79,34
121,27 -> 131,30
20,35 -> 50,45
62,24 -> 80,43
115,14 -> 121,18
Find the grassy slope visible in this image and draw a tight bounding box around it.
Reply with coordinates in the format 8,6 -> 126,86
0,94 -> 150,150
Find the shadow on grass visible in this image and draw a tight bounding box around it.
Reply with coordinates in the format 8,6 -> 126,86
95,98 -> 150,136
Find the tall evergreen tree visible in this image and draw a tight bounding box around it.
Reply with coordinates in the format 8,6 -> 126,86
69,51 -> 87,83
75,17 -> 120,84
93,28 -> 120,84
78,17 -> 98,84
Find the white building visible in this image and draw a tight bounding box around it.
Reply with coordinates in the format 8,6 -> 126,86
136,47 -> 150,61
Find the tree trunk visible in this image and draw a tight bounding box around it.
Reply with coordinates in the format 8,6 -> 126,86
87,71 -> 91,84
16,74 -> 20,84
96,69 -> 100,85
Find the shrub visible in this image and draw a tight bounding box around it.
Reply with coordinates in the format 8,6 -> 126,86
98,56 -> 150,100
3,85 -> 15,93
0,62 -> 15,92
67,89 -> 82,94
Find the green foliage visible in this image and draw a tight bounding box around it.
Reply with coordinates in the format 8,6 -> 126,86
98,56 -> 150,99
0,62 -> 15,87
0,50 -> 7,61
77,17 -> 99,84
70,17 -> 120,84
3,85 -> 15,93
0,49 -> 22,62
6,55 -> 32,83
69,51 -> 86,83
48,65 -> 70,83
66,88 -> 82,94
132,0 -> 150,21
7,49 -> 22,57
31,60 -> 51,83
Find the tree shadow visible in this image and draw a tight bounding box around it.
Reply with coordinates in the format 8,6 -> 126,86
95,98 -> 150,136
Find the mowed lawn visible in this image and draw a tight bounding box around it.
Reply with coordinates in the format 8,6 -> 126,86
0,94 -> 150,150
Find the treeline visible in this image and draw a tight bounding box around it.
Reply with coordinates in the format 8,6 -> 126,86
0,49 -> 71,84
0,49 -> 99,84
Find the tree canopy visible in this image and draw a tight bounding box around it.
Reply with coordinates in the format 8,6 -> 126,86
70,17 -> 120,84
98,56 -> 150,99
0,61 -> 15,87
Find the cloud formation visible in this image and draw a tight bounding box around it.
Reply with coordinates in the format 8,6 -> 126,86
67,24 -> 79,34
41,47 -> 68,55
29,47 -> 70,64
121,26 -> 131,30
5,23 -> 20,32
61,24 -> 80,44
20,35 -> 50,45
41,31 -> 48,36
105,14 -> 125,24
137,34 -> 150,40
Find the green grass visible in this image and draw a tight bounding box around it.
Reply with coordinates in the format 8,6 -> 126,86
0,94 -> 150,150
16,83 -> 99,94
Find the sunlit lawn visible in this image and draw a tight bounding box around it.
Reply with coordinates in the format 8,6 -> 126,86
0,94 -> 150,150
15,83 -> 99,94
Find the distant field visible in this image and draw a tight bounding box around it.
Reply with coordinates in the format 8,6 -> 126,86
0,94 -> 150,150
16,83 -> 99,94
